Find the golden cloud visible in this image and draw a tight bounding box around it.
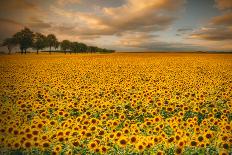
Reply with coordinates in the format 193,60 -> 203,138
51,0 -> 185,37
211,12 -> 232,26
215,0 -> 232,10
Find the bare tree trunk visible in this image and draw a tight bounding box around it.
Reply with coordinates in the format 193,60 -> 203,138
24,49 -> 26,54
37,49 -> 39,54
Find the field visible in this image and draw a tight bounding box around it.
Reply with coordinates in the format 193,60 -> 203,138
0,53 -> 231,155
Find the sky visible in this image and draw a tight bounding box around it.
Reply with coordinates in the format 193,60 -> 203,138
0,0 -> 232,52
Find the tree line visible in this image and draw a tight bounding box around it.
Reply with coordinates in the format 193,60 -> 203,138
1,27 -> 115,54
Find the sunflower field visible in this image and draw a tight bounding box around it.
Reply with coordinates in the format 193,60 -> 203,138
0,53 -> 231,155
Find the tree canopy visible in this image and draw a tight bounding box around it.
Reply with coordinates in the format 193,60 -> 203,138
13,27 -> 34,54
1,37 -> 18,54
1,27 -> 115,54
33,33 -> 47,54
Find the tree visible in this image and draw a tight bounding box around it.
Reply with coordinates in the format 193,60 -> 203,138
78,43 -> 87,53
1,37 -> 17,54
54,41 -> 60,51
33,33 -> 46,54
60,40 -> 71,54
70,42 -> 80,53
46,34 -> 57,54
13,27 -> 34,54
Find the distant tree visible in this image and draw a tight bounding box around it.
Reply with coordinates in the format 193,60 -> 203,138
70,42 -> 80,53
13,27 -> 34,54
1,37 -> 17,54
54,41 -> 60,51
79,43 -> 88,53
33,33 -> 47,54
2,27 -> 115,55
88,46 -> 99,53
60,40 -> 71,54
46,34 -> 57,54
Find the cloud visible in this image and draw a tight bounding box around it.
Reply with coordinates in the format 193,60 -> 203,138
176,27 -> 193,36
190,27 -> 232,41
26,17 -> 52,30
51,0 -> 185,37
0,18 -> 23,40
215,0 -> 232,10
117,32 -> 201,51
211,12 -> 232,26
0,0 -> 37,11
0,18 -> 22,26
177,28 -> 193,32
57,0 -> 81,6
190,0 -> 232,45
0,0 -> 192,51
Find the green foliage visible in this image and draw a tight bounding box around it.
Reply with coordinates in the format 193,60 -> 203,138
183,110 -> 197,121
13,27 -> 34,53
3,28 -> 115,54
46,34 -> 58,52
197,112 -> 206,125
1,37 -> 17,54
33,33 -> 47,53
166,147 -> 175,155
160,107 -> 170,119
9,149 -> 24,155
61,40 -> 72,54
136,114 -> 145,122
92,112 -> 100,119
69,109 -> 80,117
163,125 -> 174,136
214,111 -> 222,119
227,113 -> 232,122
124,103 -> 134,112
210,125 -> 218,131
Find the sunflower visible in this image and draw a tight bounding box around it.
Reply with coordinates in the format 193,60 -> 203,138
204,132 -> 213,140
222,142 -> 230,150
65,149 -> 73,155
197,135 -> 204,142
118,136 -> 128,148
156,150 -> 164,155
190,140 -> 198,147
178,140 -> 185,148
219,150 -> 229,155
175,147 -> 183,154
100,145 -> 108,154
130,135 -> 138,144
135,141 -> 145,152
122,127 -> 130,135
23,140 -> 33,149
88,141 -> 98,151
53,144 -> 62,154
90,118 -> 98,125
115,131 -> 122,139
41,141 -> 50,150
72,138 -> 80,147
12,140 -> 21,149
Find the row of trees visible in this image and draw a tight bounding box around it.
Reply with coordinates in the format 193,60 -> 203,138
1,27 -> 115,54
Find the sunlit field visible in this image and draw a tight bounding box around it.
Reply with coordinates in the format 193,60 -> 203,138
0,53 -> 231,155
